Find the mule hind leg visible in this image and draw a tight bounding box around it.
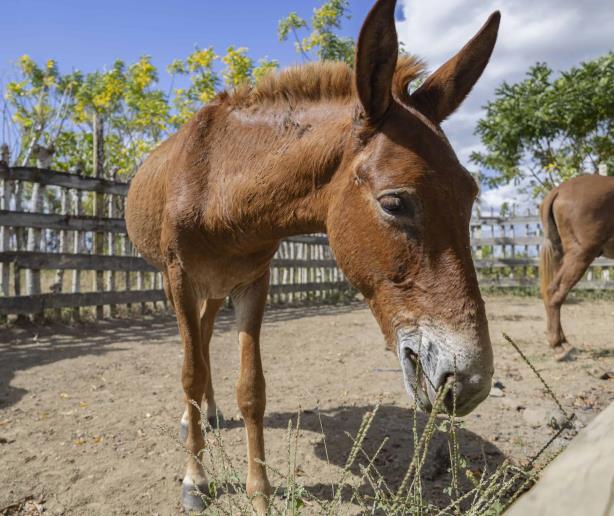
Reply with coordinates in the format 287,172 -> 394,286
166,263 -> 211,512
200,298 -> 225,426
232,271 -> 271,514
545,247 -> 596,360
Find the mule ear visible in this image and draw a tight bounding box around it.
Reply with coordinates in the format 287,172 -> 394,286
411,11 -> 500,123
355,0 -> 399,123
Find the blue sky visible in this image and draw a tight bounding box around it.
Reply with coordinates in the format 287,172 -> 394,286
0,0 -> 373,80
1,0 -> 612,209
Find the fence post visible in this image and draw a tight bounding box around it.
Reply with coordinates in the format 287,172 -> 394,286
137,269 -> 146,314
27,145 -> 52,323
13,172 -> 24,301
93,114 -> 106,319
0,146 -> 11,307
121,195 -> 133,315
53,187 -> 70,320
107,169 -> 118,317
71,184 -> 84,321
0,149 -> 11,325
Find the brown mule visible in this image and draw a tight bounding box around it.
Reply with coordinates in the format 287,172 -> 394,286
540,174 -> 614,360
125,0 -> 500,512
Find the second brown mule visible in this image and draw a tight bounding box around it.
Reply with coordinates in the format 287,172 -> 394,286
540,174 -> 614,360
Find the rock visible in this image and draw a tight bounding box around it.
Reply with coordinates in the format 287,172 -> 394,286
489,387 -> 505,398
587,367 -> 611,380
572,418 -> 586,431
523,408 -> 547,427
493,380 -> 505,390
547,410 -> 572,430
523,408 -> 573,429
502,397 -> 526,411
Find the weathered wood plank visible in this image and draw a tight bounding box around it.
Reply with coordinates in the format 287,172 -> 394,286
474,258 -> 536,268
286,235 -> 329,245
0,251 -> 157,272
71,189 -> 84,321
53,188 -> 70,319
480,278 -> 614,289
12,181 -> 24,299
0,210 -> 126,233
0,175 -> 11,297
473,236 -> 542,246
507,402 -> 614,516
471,215 -> 540,226
0,164 -> 129,195
269,281 -> 350,295
0,289 -> 166,315
27,180 -> 44,322
475,257 -> 614,268
271,258 -> 338,268
92,115 -> 106,320
107,184 -> 118,317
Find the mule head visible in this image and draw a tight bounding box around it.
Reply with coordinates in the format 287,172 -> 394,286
327,0 -> 500,416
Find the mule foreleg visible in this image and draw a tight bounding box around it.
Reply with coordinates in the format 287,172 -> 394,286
179,298 -> 225,441
545,249 -> 595,360
232,271 -> 271,514
166,263 -> 210,512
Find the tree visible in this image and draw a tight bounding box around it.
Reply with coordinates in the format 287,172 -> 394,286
278,0 -> 355,64
70,56 -> 170,176
167,47 -> 219,128
472,53 -> 614,197
1,0 -> 349,178
4,56 -> 81,166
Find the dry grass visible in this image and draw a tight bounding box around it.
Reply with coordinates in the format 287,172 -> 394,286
164,334 -> 575,515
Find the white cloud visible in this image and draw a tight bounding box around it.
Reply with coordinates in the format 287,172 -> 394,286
478,180 -> 533,213
396,0 -> 614,206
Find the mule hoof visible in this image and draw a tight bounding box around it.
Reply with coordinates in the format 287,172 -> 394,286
250,495 -> 269,515
554,345 -> 576,362
182,480 -> 208,514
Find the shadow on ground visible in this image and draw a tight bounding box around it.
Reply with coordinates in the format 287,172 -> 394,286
217,403 -> 505,510
0,302 -> 365,409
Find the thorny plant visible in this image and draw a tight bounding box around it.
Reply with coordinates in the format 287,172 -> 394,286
163,333 -> 576,515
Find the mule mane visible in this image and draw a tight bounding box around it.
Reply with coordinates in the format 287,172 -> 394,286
224,55 -> 424,107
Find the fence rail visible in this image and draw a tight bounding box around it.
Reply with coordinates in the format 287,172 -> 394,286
470,210 -> 614,289
1,163 -> 613,320
0,164 -> 350,319
0,166 -> 130,195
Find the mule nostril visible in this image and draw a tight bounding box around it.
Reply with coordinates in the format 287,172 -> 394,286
441,373 -> 456,413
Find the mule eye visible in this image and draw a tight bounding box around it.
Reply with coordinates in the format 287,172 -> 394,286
379,194 -> 412,216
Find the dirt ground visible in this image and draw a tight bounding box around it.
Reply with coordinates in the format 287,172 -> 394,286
1,295 -> 613,515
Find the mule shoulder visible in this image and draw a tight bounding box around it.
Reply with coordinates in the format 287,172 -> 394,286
126,119 -> 205,270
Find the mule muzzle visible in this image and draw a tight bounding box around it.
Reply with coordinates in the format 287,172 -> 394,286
397,327 -> 492,416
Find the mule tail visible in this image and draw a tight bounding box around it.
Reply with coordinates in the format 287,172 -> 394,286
539,188 -> 562,302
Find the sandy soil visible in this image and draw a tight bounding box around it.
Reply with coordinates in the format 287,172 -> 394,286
1,296 -> 613,515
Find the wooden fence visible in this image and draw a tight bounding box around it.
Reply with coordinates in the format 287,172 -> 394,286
1,163 -> 613,320
470,213 -> 614,289
0,163 -> 350,321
